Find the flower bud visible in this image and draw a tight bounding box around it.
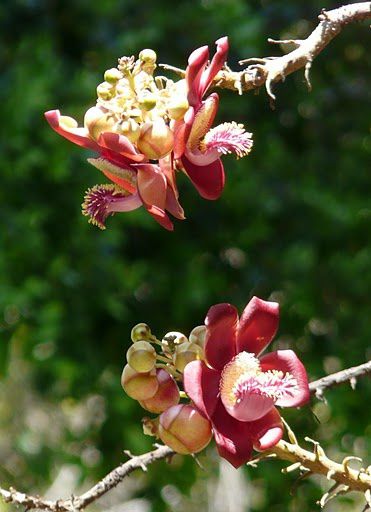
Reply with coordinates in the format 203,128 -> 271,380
137,92 -> 157,111
126,340 -> 156,373
117,119 -> 141,143
104,68 -> 123,83
161,331 -> 188,354
84,106 -> 115,141
137,119 -> 174,160
131,323 -> 152,342
96,82 -> 115,100
59,116 -> 78,129
167,96 -> 189,121
121,364 -> 158,401
142,416 -> 159,437
189,325 -> 207,350
173,342 -> 203,373
139,369 -> 179,413
139,49 -> 157,64
159,404 -> 212,454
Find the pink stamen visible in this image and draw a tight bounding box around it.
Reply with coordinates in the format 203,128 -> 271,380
201,122 -> 253,158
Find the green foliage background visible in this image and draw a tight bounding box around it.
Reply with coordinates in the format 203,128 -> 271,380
0,1 -> 370,511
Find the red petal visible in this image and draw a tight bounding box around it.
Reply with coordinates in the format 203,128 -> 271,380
98,132 -> 145,162
259,350 -> 310,407
137,164 -> 167,210
186,46 -> 209,107
199,37 -> 229,97
160,157 -> 185,220
173,109 -> 194,159
181,155 -> 225,200
183,360 -> 220,419
144,204 -> 173,231
211,400 -> 253,468
45,110 -> 99,151
249,407 -> 283,451
237,296 -> 279,356
205,303 -> 238,370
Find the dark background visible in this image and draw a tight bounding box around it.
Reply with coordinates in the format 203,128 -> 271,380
0,1 -> 370,511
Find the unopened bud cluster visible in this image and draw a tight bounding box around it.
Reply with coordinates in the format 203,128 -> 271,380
84,50 -> 188,159
121,323 -> 212,454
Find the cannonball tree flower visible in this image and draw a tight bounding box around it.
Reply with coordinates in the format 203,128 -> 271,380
45,49 -> 185,230
173,37 -> 253,200
183,296 -> 310,468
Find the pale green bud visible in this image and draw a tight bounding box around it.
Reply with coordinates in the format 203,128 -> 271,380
104,68 -> 123,83
189,325 -> 207,350
139,49 -> 157,64
173,342 -> 203,373
126,340 -> 156,373
167,96 -> 189,120
131,323 -> 152,342
96,82 -> 115,100
138,92 -> 157,111
84,106 -> 115,140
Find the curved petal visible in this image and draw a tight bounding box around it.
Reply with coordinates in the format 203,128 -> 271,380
186,45 -> 209,107
160,157 -> 185,220
205,303 -> 238,370
143,204 -> 173,231
136,164 -> 167,210
199,37 -> 229,98
211,400 -> 253,468
98,132 -> 145,162
45,110 -> 99,151
259,350 -> 310,407
249,407 -> 283,451
181,155 -> 225,200
183,360 -> 220,419
237,296 -> 279,356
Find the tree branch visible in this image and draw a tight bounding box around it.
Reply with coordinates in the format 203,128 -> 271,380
1,360 -> 370,511
162,2 -> 371,101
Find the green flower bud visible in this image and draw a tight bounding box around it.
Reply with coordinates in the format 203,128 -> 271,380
96,82 -> 115,100
131,323 -> 152,342
137,92 -> 157,111
84,106 -> 115,141
159,404 -> 212,454
139,369 -> 179,414
173,342 -> 203,373
161,331 -> 188,355
167,96 -> 189,121
139,49 -> 157,64
121,364 -> 158,401
126,340 -> 156,373
137,119 -> 174,160
189,325 -> 207,350
104,68 -> 123,84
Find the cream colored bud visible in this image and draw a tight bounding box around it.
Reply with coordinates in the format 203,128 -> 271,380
189,325 -> 207,350
139,49 -> 157,63
117,119 -> 141,143
59,116 -> 78,129
131,323 -> 152,342
173,342 -> 203,373
161,331 -> 188,354
137,119 -> 174,160
104,68 -> 123,83
121,364 -> 158,401
126,340 -> 156,373
84,106 -> 115,141
96,82 -> 115,100
138,92 -> 157,111
167,96 -> 189,120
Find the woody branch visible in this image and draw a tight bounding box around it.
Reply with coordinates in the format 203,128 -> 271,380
1,360 -> 370,511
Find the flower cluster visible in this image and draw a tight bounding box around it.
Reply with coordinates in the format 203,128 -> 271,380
45,37 -> 253,230
122,297 -> 310,467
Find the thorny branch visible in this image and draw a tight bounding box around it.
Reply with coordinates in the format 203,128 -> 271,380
162,2 -> 371,101
1,359 -> 370,510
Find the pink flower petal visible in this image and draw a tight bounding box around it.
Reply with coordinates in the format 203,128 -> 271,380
249,407 -> 283,451
199,36 -> 229,98
211,400 -> 253,468
160,157 -> 185,220
136,164 -> 167,210
205,303 -> 238,370
173,109 -> 195,159
181,155 -> 225,200
259,350 -> 310,407
223,392 -> 275,423
144,204 -> 174,231
237,296 -> 279,356
98,132 -> 145,162
45,110 -> 99,151
183,360 -> 220,419
186,46 -> 209,107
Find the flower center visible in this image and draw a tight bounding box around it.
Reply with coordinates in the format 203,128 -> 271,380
220,351 -> 298,422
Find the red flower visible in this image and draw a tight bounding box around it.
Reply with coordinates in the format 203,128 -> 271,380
45,109 -> 184,230
183,297 -> 310,468
174,37 -> 253,200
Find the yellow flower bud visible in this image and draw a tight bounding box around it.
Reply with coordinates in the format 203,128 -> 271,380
159,404 -> 212,454
189,325 -> 207,350
173,342 -> 203,373
104,68 -> 123,83
137,92 -> 157,111
59,116 -> 78,129
139,49 -> 157,64
139,369 -> 179,414
137,119 -> 174,160
161,331 -> 188,354
84,106 -> 115,141
121,364 -> 158,401
126,340 -> 156,373
117,119 -> 141,143
167,96 -> 189,121
131,323 -> 153,342
96,82 -> 115,100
